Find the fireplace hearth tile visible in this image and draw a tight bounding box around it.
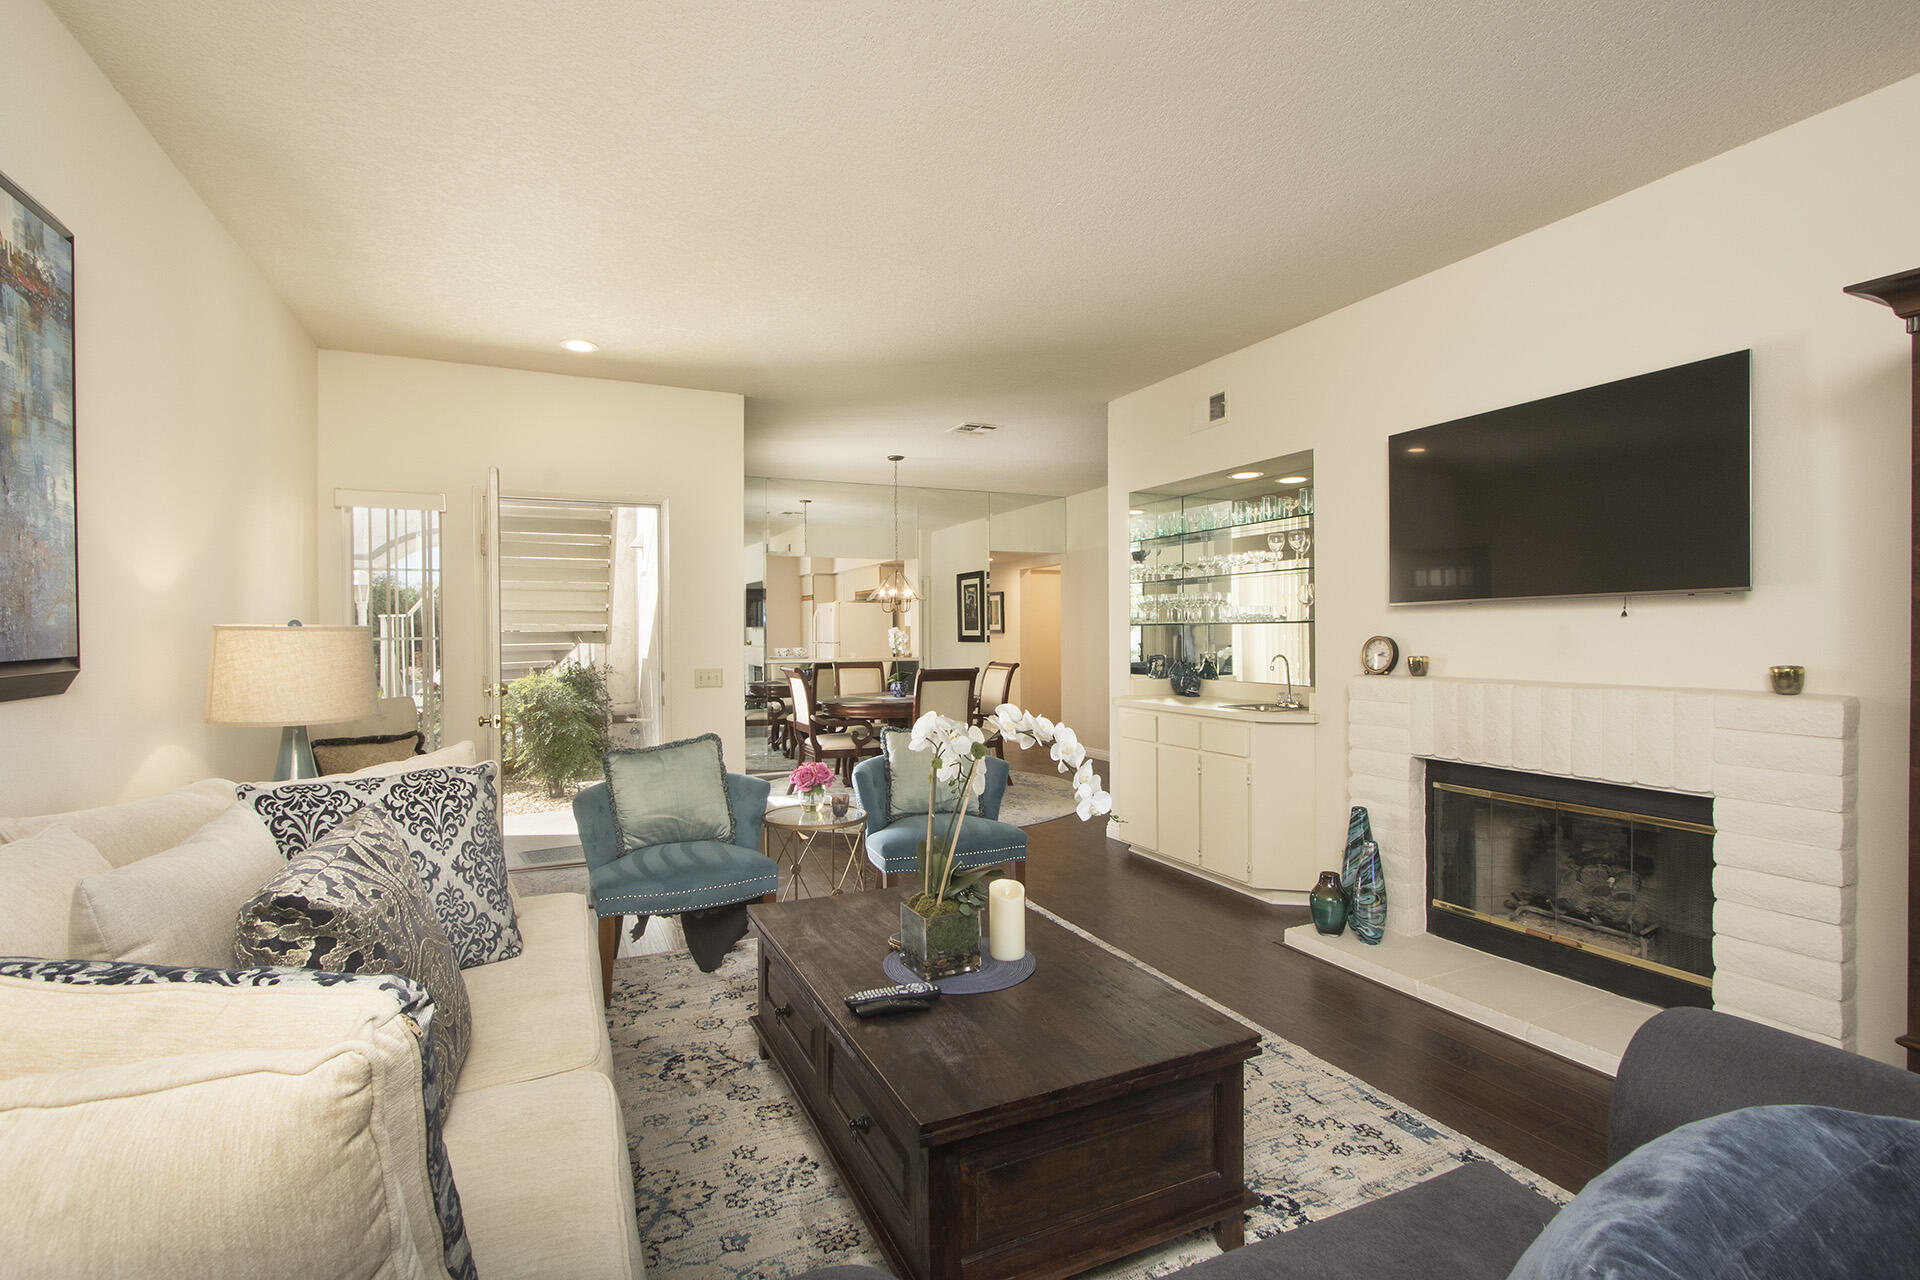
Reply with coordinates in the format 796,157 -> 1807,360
1284,924 -> 1659,1074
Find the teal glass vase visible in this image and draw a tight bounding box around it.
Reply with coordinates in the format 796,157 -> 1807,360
1342,806 -> 1387,945
1309,871 -> 1348,935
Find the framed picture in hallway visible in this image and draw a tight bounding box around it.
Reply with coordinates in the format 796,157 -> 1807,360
0,169 -> 79,702
988,591 -> 1005,634
956,570 -> 986,642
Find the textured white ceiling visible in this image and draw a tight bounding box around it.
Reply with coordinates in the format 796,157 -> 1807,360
46,0 -> 1920,495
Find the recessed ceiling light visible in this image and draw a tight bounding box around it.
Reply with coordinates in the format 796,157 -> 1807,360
1229,471 -> 1263,480
561,339 -> 598,353
1406,446 -> 1427,454
1128,509 -> 1144,515
1277,474 -> 1308,484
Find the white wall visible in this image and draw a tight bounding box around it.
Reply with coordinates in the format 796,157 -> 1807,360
1110,73 -> 1920,1064
925,516 -> 990,670
1062,487 -> 1110,754
0,0 -> 318,813
316,352 -> 746,769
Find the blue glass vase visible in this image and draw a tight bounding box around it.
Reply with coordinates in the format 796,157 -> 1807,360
1342,806 -> 1387,945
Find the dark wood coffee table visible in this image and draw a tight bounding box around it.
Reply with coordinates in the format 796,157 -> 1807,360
748,891 -> 1259,1280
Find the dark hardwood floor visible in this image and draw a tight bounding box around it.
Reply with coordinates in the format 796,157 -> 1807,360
1010,782 -> 1613,1193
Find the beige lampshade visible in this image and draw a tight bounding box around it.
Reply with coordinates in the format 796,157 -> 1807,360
205,624 -> 375,727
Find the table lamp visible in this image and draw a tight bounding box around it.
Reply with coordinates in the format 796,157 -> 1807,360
206,621 -> 374,780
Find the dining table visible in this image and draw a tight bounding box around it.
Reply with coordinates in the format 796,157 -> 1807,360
819,692 -> 916,730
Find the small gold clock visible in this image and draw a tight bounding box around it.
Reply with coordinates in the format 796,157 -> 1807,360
1361,635 -> 1399,675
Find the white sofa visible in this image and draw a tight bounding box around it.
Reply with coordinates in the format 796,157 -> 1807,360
0,774 -> 643,1280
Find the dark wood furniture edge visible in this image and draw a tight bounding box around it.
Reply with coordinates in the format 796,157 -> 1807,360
1847,266 -> 1920,1072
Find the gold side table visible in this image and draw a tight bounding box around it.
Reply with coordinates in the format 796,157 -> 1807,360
763,803 -> 870,900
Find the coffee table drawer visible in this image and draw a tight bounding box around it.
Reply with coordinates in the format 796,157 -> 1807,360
761,947 -> 825,1090
823,1026 -> 918,1232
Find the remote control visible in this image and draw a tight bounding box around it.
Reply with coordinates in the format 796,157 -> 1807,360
844,981 -> 940,1017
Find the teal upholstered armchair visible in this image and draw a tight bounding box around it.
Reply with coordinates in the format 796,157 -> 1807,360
851,753 -> 1026,888
573,771 -> 778,1000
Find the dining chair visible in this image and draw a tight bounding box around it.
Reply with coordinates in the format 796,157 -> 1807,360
912,668 -> 977,724
788,670 -> 879,783
835,661 -> 887,695
974,660 -> 1020,758
813,663 -> 839,700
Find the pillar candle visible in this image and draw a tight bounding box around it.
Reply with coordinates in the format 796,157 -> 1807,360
988,878 -> 1026,961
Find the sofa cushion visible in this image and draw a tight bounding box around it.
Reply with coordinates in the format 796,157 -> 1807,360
883,728 -> 981,822
602,732 -> 735,849
457,890 -> 611,1094
588,838 -> 779,917
238,761 -> 521,967
236,807 -> 472,1117
313,730 -> 425,775
0,777 -> 236,867
69,804 -> 282,968
0,961 -> 472,1280
442,1070 -> 641,1280
865,814 -> 1025,874
1509,1105 -> 1920,1280
0,826 -> 110,959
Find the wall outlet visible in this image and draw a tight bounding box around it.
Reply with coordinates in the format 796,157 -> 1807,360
694,668 -> 724,688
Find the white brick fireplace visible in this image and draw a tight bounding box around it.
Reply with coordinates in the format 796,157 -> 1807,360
1289,677 -> 1859,1070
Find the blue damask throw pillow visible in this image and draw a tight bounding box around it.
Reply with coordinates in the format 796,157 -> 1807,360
0,957 -> 476,1280
1508,1105 -> 1920,1280
238,760 -> 521,967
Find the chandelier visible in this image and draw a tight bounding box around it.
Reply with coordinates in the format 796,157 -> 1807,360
873,455 -> 918,613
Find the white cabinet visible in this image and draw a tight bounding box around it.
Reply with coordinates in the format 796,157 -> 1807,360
1112,698 -> 1317,894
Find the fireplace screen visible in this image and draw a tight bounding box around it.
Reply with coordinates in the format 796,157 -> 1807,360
1426,761 -> 1713,1008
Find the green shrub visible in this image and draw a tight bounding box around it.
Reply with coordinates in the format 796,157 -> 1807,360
505,663 -> 613,797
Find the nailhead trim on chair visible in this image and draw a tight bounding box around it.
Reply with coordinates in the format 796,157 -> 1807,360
870,843 -> 1026,870
594,873 -> 777,912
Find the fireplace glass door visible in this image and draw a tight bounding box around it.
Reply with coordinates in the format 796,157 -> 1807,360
1426,761 -> 1713,1008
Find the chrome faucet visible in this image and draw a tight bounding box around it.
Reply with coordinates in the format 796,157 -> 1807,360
1268,654 -> 1305,709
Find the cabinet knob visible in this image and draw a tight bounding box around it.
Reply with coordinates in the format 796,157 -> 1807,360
848,1114 -> 872,1135
773,1003 -> 792,1018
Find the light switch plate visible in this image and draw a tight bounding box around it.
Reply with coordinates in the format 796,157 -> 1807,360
694,668 -> 724,688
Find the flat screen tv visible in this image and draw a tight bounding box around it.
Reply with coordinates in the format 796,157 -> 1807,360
1388,350 -> 1751,604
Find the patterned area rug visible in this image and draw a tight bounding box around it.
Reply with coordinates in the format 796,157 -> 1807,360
604,906 -> 1565,1280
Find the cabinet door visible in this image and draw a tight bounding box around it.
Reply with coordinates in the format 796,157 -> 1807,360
1155,745 -> 1201,865
1111,740 -> 1158,850
1199,753 -> 1252,880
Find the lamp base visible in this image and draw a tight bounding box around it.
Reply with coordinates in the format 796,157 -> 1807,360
274,725 -> 320,781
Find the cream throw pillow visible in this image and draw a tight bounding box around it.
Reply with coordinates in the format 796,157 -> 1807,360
0,827 -> 110,959
348,740 -> 480,778
69,805 -> 283,968
0,778 -> 237,867
0,976 -> 451,1280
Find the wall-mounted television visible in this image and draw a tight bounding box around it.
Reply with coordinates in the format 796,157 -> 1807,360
1388,351 -> 1751,604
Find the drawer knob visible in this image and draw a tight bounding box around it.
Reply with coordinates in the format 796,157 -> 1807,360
773,1003 -> 793,1018
847,1114 -> 872,1135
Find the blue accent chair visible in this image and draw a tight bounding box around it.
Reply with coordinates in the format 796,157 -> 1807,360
573,772 -> 779,999
851,754 -> 1026,888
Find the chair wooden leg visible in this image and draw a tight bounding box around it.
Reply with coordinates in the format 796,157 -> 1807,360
1009,860 -> 1026,884
762,892 -> 776,904
879,869 -> 893,889
598,914 -> 621,1006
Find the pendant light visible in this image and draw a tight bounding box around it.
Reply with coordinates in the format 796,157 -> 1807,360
874,455 -> 918,613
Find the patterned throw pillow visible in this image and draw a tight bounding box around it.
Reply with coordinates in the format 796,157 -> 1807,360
602,732 -> 736,849
0,957 -> 475,1280
883,728 -> 983,823
237,761 -> 521,967
310,731 -> 424,775
235,806 -> 472,1104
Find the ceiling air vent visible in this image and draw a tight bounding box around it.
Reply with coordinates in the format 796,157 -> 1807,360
948,421 -> 1001,436
1209,392 -> 1227,422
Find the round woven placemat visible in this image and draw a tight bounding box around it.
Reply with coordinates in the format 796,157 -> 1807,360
882,949 -> 1036,994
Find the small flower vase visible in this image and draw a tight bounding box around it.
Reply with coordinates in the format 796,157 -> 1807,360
889,678 -> 908,697
805,786 -> 829,816
1342,806 -> 1387,946
1309,871 -> 1349,935
900,901 -> 982,980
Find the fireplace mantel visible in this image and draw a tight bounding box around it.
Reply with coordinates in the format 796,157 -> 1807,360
1329,676 -> 1859,1057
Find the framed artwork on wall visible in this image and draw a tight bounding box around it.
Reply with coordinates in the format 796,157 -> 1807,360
988,591 -> 1005,634
0,169 -> 79,702
956,570 -> 985,643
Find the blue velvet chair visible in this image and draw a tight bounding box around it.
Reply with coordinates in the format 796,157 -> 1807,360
851,753 -> 1026,888
572,772 -> 779,1000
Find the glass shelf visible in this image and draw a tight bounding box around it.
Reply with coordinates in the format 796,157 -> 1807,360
1129,565 -> 1312,587
1130,511 -> 1312,547
1129,618 -> 1311,627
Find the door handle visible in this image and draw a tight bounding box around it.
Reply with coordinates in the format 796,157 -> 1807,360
477,714 -> 503,728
